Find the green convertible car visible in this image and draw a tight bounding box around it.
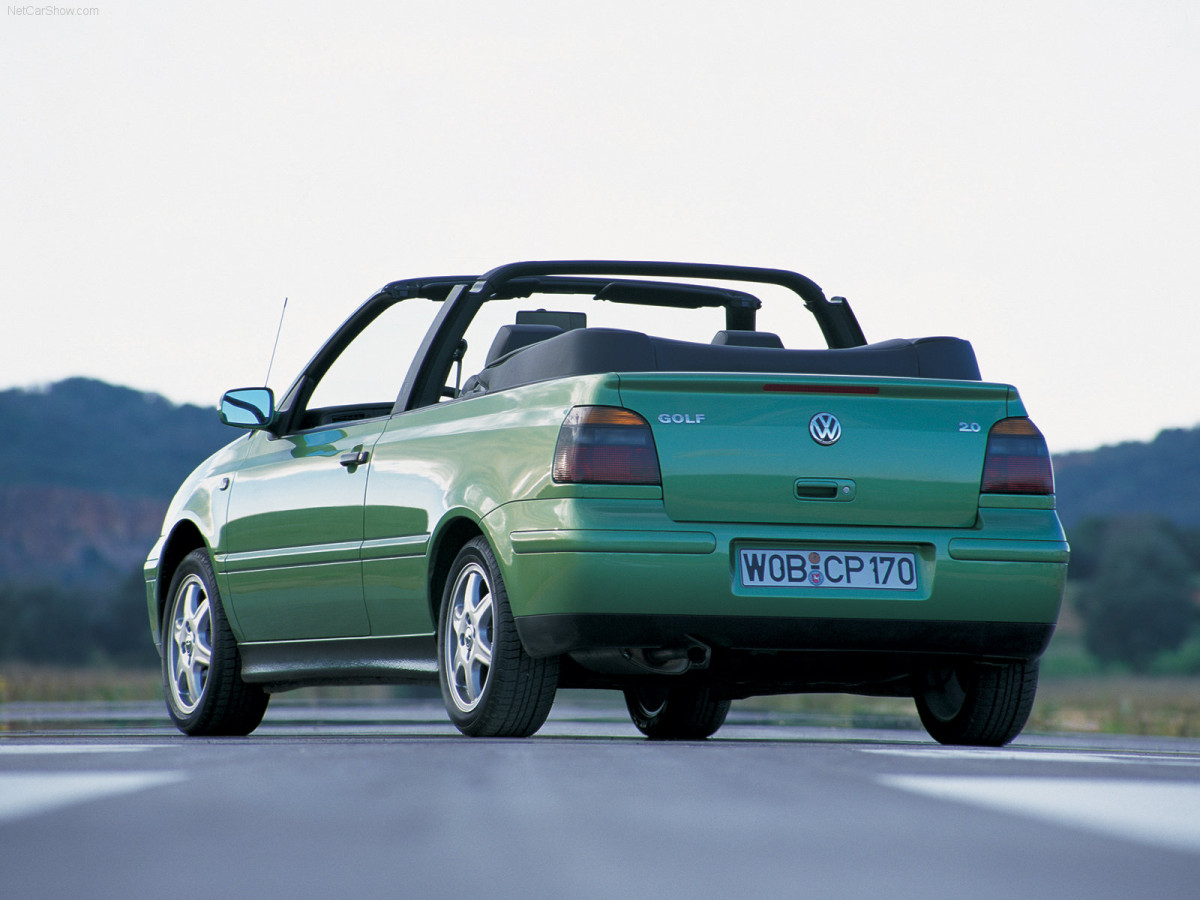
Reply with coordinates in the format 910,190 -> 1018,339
145,260 -> 1068,744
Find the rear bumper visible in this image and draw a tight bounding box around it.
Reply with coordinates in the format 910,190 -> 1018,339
482,496 -> 1065,657
484,497 -> 1068,660
516,613 -> 1055,661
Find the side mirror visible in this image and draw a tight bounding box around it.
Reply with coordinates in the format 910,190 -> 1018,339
219,387 -> 276,430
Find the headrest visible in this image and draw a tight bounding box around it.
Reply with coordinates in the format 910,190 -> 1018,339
485,324 -> 565,366
711,330 -> 785,349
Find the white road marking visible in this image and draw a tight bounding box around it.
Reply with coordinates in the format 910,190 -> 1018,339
0,744 -> 161,755
862,747 -> 1200,767
880,776 -> 1200,854
0,772 -> 186,824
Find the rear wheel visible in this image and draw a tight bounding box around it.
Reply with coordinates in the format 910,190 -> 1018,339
915,659 -> 1038,747
438,537 -> 558,737
624,682 -> 730,740
162,549 -> 268,736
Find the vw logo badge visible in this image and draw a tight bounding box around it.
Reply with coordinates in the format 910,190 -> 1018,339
809,413 -> 842,446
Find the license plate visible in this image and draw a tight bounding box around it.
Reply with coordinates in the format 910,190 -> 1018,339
738,547 -> 918,591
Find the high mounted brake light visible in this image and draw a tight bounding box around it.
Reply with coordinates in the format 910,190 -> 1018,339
553,406 -> 662,485
981,418 -> 1055,495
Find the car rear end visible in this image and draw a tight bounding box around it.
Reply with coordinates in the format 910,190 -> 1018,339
495,370 -> 1067,700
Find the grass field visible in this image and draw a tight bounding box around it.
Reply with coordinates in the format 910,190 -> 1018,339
0,665 -> 162,704
1029,677 -> 1200,737
1,663 -> 1197,738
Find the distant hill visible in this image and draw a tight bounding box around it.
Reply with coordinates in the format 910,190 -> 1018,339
0,379 -> 236,585
1053,426 -> 1200,529
0,377 -> 233,497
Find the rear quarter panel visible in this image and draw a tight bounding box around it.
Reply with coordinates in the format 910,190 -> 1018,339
360,373 -> 623,635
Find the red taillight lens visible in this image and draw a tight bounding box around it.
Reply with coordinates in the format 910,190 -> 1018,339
981,418 -> 1054,494
553,406 -> 662,485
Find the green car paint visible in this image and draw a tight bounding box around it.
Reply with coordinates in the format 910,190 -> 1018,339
487,499 -> 1066,625
360,377 -> 610,637
220,423 -> 384,641
617,372 -> 1011,528
146,261 -> 1068,744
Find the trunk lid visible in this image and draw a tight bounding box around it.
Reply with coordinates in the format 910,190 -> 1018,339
617,373 -> 1010,528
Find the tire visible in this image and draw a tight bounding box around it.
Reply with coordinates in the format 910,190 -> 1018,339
162,549 -> 269,736
914,659 -> 1038,747
624,682 -> 731,740
438,537 -> 558,737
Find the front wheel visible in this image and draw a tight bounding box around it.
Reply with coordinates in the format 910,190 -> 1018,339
162,549 -> 268,736
914,659 -> 1038,747
624,682 -> 730,740
438,537 -> 558,737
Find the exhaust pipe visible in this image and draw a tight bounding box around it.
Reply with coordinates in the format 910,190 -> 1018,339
643,639 -> 711,670
570,637 -> 712,676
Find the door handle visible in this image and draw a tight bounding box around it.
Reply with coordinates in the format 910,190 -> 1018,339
339,450 -> 369,468
794,478 -> 856,501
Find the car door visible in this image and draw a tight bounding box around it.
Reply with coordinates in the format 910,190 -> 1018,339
221,422 -> 382,641
218,292 -> 443,642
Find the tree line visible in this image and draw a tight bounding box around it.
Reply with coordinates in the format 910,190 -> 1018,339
0,569 -> 158,668
1068,515 -> 1200,672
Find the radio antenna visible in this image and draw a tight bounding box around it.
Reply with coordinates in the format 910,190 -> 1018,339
264,297 -> 288,386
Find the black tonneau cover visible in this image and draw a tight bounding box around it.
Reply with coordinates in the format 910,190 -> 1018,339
463,328 -> 980,396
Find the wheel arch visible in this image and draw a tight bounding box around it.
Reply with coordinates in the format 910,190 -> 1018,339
426,513 -> 488,629
156,520 -> 210,623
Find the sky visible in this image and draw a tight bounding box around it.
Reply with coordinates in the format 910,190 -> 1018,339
2,0 -> 1198,453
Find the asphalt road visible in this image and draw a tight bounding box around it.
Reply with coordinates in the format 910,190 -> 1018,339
2,696 -> 1199,900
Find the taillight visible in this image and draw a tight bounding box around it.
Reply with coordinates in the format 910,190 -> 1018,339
980,418 -> 1054,494
553,406 -> 661,485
